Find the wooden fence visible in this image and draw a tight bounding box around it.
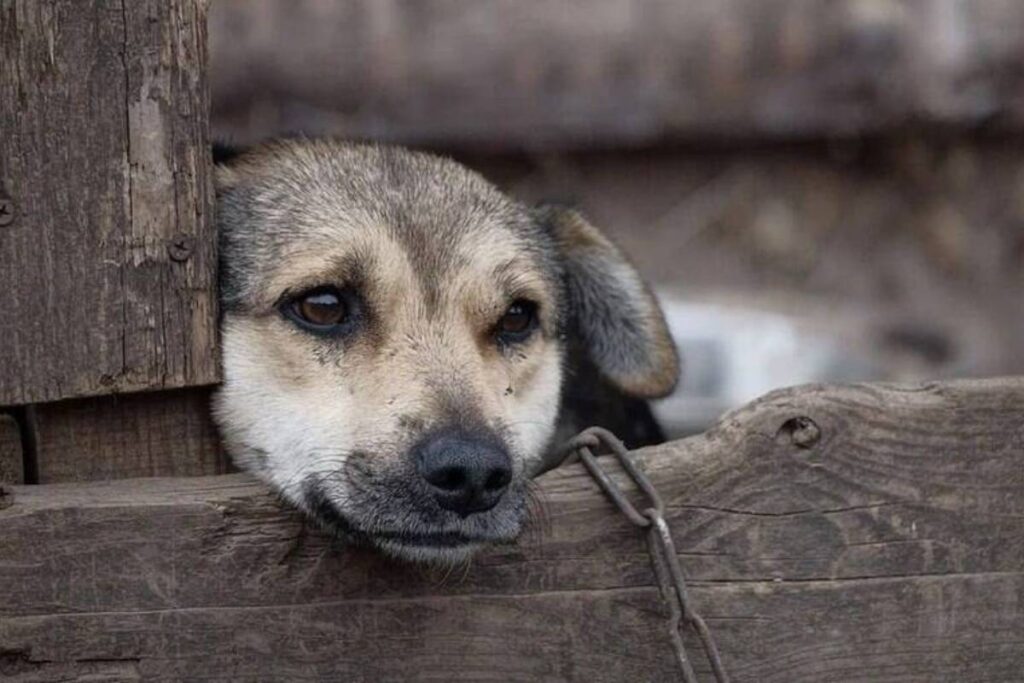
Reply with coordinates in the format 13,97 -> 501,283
3,379 -> 1023,680
1,2 -> 1023,681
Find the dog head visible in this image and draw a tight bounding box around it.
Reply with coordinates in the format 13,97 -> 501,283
214,140 -> 678,563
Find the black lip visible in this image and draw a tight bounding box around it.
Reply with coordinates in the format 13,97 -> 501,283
302,478 -> 522,551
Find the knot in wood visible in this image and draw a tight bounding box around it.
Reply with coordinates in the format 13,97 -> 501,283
0,485 -> 13,510
778,416 -> 821,449
0,198 -> 15,227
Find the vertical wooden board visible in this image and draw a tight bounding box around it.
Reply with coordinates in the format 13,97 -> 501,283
32,387 -> 230,483
0,0 -> 217,407
0,413 -> 23,484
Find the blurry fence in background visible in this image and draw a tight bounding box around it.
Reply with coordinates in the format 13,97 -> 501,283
209,0 -> 1024,434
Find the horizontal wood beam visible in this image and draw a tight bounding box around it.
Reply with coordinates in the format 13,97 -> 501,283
210,0 -> 1024,148
1,378 -> 1023,680
30,387 -> 229,484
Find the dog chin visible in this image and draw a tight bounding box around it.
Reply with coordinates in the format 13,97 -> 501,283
374,536 -> 488,565
300,492 -> 526,566
365,520 -> 526,565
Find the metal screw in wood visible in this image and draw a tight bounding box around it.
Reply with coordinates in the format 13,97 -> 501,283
563,427 -> 731,683
167,234 -> 194,262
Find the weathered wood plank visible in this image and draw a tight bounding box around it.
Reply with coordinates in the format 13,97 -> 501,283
1,378 -> 1022,681
210,0 -> 1024,147
0,0 -> 217,406
0,413 -> 22,485
31,387 -> 229,483
3,575 -> 1021,682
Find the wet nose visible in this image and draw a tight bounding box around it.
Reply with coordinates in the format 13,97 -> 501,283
415,432 -> 512,516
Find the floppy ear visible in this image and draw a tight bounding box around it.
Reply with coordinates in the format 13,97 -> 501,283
541,206 -> 680,398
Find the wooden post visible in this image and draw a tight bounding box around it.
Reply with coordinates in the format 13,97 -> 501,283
0,1 -> 225,481
0,0 -> 217,407
2,378 -> 1022,681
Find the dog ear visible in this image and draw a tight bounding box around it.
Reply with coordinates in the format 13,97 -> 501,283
212,141 -> 244,166
212,142 -> 247,193
541,206 -> 679,398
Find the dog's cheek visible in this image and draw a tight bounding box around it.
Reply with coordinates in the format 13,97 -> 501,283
215,316 -> 363,506
501,345 -> 564,473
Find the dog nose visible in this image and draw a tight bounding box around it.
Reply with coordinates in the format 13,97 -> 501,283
415,433 -> 513,516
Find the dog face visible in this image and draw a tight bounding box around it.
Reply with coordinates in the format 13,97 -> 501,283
214,140 -> 678,563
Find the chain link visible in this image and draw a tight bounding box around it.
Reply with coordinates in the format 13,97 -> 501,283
563,427 -> 730,683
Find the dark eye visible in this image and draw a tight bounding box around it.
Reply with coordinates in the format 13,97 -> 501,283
283,286 -> 356,334
496,299 -> 538,343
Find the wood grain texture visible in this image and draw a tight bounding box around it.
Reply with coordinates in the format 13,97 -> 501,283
0,413 -> 23,485
210,0 -> 1024,148
0,0 -> 217,406
2,378 -> 1023,681
31,387 -> 230,483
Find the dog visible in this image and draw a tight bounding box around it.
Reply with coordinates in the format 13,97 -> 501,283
213,139 -> 679,564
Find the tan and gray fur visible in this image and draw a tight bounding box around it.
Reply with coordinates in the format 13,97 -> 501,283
214,139 -> 678,564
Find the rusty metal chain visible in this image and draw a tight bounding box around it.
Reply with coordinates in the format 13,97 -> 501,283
563,427 -> 730,683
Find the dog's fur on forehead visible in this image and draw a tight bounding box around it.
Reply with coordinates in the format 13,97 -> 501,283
218,139 -> 561,314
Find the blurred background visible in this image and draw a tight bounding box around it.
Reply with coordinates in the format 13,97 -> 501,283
208,0 -> 1024,436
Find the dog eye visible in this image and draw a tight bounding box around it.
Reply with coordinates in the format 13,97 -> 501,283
496,299 -> 538,343
298,290 -> 346,325
283,287 -> 354,333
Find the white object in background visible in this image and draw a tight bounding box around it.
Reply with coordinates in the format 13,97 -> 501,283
652,296 -> 877,437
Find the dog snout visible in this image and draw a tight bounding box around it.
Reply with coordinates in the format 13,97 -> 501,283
414,431 -> 512,517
